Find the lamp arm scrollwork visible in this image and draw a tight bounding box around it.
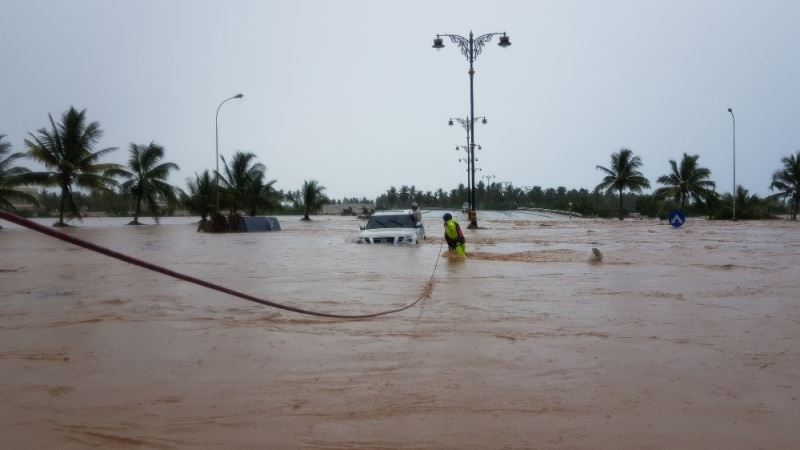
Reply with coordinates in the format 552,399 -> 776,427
451,117 -> 470,130
450,116 -> 486,132
438,34 -> 470,60
436,32 -> 506,61
472,33 -> 505,59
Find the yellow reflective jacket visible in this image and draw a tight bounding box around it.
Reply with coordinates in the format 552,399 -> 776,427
444,219 -> 466,256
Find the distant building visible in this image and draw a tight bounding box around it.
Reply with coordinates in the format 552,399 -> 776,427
321,203 -> 374,216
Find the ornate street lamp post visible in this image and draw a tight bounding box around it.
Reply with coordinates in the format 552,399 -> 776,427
215,93 -> 243,212
449,115 -> 486,211
455,144 -> 481,207
433,31 -> 511,228
455,145 -> 470,204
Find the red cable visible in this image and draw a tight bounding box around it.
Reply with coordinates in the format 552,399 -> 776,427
0,210 -> 436,319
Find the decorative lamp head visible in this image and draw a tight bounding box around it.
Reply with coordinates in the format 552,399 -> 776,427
498,33 -> 511,48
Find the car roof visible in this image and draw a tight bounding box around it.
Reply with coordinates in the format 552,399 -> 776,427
372,210 -> 411,216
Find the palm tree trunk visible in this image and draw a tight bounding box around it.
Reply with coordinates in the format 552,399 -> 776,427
132,194 -> 142,225
618,189 -> 624,220
57,185 -> 67,226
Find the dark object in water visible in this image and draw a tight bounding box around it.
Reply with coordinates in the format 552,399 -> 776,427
204,212 -> 230,232
238,216 -> 281,232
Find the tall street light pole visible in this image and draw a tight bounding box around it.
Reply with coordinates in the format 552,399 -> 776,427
455,144 -> 481,208
434,31 -> 511,229
449,116 -> 487,210
455,145 -> 471,204
215,93 -> 244,212
727,107 -> 736,221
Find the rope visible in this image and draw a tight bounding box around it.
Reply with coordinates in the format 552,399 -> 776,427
0,210 -> 443,319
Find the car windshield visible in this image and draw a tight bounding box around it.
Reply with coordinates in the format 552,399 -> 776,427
366,214 -> 415,230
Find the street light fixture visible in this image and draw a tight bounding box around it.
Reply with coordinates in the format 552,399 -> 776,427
449,117 -> 487,127
434,30 -> 511,228
455,143 -> 481,206
727,107 -> 736,221
215,93 -> 244,212
455,145 -> 470,197
449,115 -> 487,214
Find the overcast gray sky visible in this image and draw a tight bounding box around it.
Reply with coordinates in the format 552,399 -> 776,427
2,0 -> 798,200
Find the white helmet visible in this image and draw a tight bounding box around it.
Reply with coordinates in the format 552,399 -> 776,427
411,202 -> 418,208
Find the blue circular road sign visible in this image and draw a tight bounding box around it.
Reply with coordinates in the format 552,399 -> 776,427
668,210 -> 686,227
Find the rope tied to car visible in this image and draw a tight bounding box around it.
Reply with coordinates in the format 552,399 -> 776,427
0,210 -> 443,319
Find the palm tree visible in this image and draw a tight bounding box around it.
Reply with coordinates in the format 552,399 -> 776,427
184,170 -> 214,224
0,135 -> 39,215
300,179 -> 326,221
399,185 -> 410,204
217,151 -> 266,215
243,175 -> 279,216
769,150 -> 800,220
595,148 -> 651,220
726,185 -> 767,219
386,186 -> 398,209
118,142 -> 180,225
24,107 -> 121,226
435,188 -> 446,207
653,153 -> 716,210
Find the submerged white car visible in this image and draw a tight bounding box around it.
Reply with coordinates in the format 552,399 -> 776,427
358,210 -> 425,244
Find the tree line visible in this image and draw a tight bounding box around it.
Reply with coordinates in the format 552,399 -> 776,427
375,148 -> 799,220
0,106 -> 329,227
3,108 -> 798,224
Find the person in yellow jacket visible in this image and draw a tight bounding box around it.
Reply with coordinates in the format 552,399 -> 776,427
442,213 -> 466,257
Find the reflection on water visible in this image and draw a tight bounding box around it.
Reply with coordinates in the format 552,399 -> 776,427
1,212 -> 799,448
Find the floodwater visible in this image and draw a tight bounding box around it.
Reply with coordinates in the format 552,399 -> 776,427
1,212 -> 799,449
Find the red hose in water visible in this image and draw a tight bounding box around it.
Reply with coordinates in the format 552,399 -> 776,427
0,211 -> 438,319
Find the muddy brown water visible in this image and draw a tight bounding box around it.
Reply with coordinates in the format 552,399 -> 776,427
1,213 -> 799,449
